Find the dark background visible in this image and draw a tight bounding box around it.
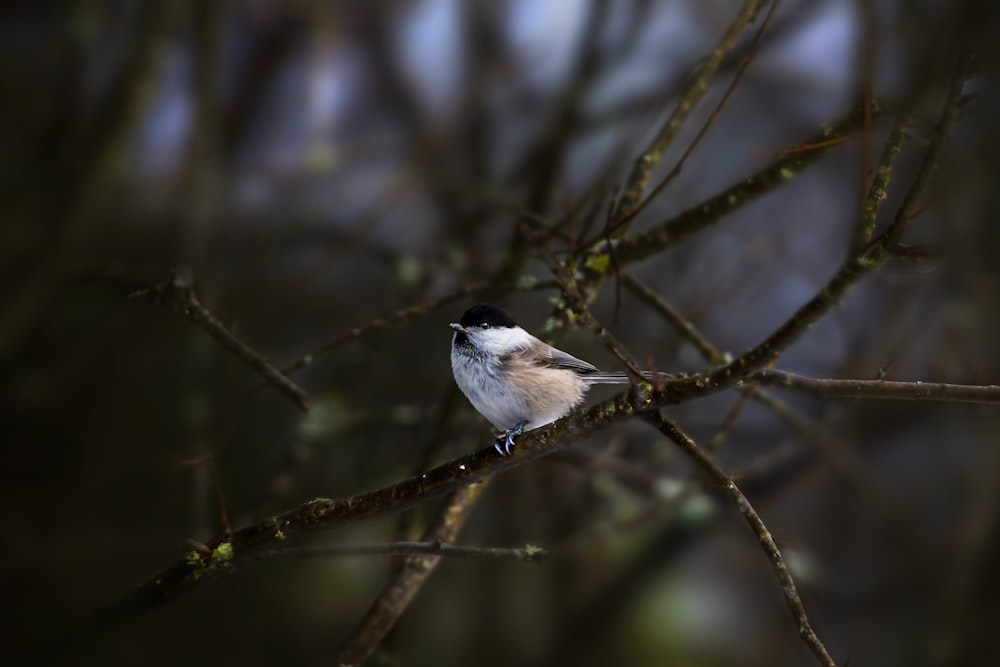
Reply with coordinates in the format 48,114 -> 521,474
2,1 -> 999,665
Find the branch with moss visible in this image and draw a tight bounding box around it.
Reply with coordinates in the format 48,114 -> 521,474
649,52 -> 972,402
615,57 -> 974,403
109,54 -> 980,650
113,56 -> 978,624
104,387 -> 654,620
579,105 -> 882,292
567,53 -> 972,316
109,360 -> 998,619
849,115 -> 908,253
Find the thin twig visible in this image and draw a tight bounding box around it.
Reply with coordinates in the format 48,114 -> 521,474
133,270 -> 311,412
626,0 -> 782,225
621,273 -> 726,365
709,385 -> 756,451
255,540 -> 548,563
610,0 -> 768,232
748,389 -> 930,551
853,0 -> 878,214
884,52 -> 974,246
849,116 -> 909,253
572,307 -> 649,383
644,413 -> 837,667
521,224 -> 649,381
750,369 -> 1000,404
279,279 -> 558,377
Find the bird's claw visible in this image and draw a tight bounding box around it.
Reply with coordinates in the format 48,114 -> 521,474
493,420 -> 528,456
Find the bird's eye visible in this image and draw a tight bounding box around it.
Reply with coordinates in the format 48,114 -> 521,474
479,322 -> 489,329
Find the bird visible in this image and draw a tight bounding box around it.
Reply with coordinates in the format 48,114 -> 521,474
450,304 -> 662,455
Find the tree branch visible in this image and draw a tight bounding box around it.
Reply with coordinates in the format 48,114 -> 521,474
113,79 -> 988,620
751,369 -> 1000,404
589,105 -> 881,275
105,374 -> 654,620
333,483 -> 488,666
625,272 -> 933,546
134,270 -> 311,412
849,116 -> 908,253
884,52 -> 974,246
624,0 -> 782,226
279,279 -> 558,377
253,539 -> 548,564
111,356 -> 1000,620
644,413 -> 837,667
610,0 -> 768,231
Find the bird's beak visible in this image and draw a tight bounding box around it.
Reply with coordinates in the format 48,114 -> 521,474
449,322 -> 464,332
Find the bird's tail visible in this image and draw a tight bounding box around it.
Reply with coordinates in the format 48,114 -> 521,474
583,370 -> 670,385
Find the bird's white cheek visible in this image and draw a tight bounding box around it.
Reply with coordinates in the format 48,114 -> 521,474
477,327 -> 535,354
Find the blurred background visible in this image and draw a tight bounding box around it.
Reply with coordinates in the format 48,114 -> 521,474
2,1 -> 1000,665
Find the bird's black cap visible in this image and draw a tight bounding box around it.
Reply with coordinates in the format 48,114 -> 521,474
459,304 -> 517,328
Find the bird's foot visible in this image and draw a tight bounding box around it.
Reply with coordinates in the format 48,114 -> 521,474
494,420 -> 528,456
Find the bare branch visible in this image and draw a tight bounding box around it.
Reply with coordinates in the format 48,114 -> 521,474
625,275 -> 933,546
134,270 -> 311,412
333,483 -> 487,666
280,279 -> 558,377
254,539 -> 548,564
750,369 -> 1000,404
748,389 -> 929,551
884,52 -> 975,246
644,413 -> 837,667
622,273 -> 727,365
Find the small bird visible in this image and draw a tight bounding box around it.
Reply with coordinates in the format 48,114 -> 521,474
450,304 -> 662,455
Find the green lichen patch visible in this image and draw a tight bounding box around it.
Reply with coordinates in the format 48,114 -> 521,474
212,542 -> 234,562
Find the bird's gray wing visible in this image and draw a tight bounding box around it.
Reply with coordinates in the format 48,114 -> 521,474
535,346 -> 599,374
